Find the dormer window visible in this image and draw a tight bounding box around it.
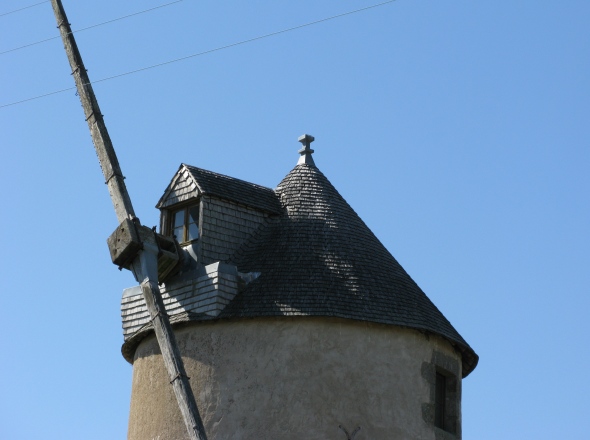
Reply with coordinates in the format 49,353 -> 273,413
170,204 -> 200,244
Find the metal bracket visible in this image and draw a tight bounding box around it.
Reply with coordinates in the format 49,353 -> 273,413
170,372 -> 190,384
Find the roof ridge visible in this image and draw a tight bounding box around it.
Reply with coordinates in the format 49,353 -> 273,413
183,164 -> 275,192
180,163 -> 205,196
157,163 -> 282,214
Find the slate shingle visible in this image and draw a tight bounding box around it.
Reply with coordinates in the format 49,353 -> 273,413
128,161 -> 478,376
179,164 -> 281,214
222,163 -> 478,377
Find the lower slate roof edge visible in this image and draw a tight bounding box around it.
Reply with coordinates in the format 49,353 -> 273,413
120,313 -> 478,377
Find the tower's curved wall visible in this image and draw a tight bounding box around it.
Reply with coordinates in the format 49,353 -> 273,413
127,317 -> 462,440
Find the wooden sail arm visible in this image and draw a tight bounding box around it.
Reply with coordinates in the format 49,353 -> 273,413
50,2 -> 208,439
50,0 -> 134,224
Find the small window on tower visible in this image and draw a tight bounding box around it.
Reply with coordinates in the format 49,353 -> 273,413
434,370 -> 457,435
422,351 -> 461,438
435,372 -> 447,430
169,204 -> 200,243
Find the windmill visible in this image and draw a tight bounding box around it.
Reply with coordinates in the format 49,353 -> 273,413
50,1 -> 208,439
48,2 -> 479,438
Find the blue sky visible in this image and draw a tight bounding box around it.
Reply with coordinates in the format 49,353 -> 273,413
1,1 -> 589,438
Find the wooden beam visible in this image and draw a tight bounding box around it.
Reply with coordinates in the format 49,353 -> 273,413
50,0 -> 134,224
50,2 -> 208,439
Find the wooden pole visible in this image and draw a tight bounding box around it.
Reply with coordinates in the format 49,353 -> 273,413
50,0 -> 133,224
50,2 -> 208,439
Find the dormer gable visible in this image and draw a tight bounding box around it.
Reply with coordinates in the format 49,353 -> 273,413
157,164 -> 282,264
157,164 -> 282,213
156,164 -> 201,210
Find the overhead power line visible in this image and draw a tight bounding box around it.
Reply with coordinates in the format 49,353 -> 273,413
0,0 -> 397,110
0,1 -> 47,18
0,0 -> 183,56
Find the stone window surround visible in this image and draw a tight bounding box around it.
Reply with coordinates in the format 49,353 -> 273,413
422,348 -> 462,440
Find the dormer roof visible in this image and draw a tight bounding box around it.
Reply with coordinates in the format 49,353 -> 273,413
156,164 -> 282,214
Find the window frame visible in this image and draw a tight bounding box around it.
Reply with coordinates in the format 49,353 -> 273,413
434,369 -> 457,435
422,349 -> 462,439
167,202 -> 200,244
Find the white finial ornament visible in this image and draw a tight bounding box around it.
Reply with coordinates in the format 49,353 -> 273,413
297,134 -> 315,166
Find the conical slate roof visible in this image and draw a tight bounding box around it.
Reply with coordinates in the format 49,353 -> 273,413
223,162 -> 478,376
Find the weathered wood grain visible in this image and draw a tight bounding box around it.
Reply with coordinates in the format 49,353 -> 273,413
50,1 -> 134,224
106,218 -> 142,268
50,2 -> 208,438
140,276 -> 207,440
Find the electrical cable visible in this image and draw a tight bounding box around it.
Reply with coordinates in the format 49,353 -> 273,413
0,1 -> 47,18
0,0 -> 397,110
0,0 -> 183,56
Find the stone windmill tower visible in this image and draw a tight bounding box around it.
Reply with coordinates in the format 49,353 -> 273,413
122,136 -> 478,440
50,1 -> 478,438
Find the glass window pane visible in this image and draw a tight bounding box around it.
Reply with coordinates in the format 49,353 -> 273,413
188,222 -> 199,241
187,205 -> 199,241
173,210 -> 185,229
174,225 -> 184,242
188,206 -> 199,224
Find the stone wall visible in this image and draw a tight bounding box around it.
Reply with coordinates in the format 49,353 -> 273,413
127,317 -> 462,440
